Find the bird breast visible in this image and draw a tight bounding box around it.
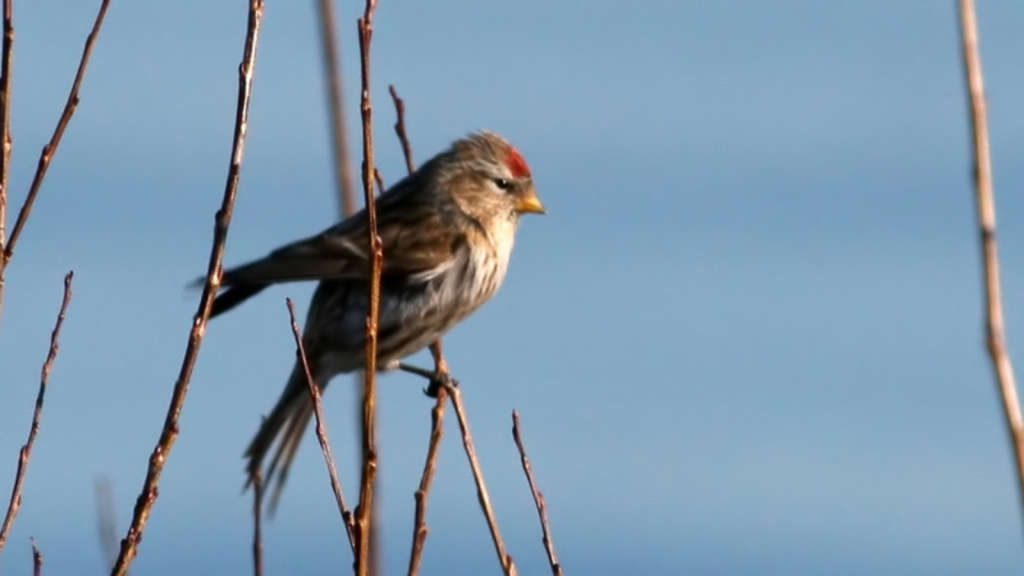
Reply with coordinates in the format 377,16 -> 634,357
308,220 -> 519,379
431,221 -> 515,323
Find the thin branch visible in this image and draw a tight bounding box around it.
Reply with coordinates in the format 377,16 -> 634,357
442,378 -> 517,576
30,538 -> 41,576
315,2 -> 378,571
355,1 -> 382,575
315,0 -> 356,218
512,412 -> 563,576
391,92 -> 453,576
388,85 -> 414,174
0,0 -> 13,318
406,342 -> 448,576
251,467 -> 264,576
407,389 -> 447,576
0,0 -> 111,272
958,0 -> 1024,533
109,3 -> 264,573
0,271 -> 73,557
285,298 -> 357,552
372,168 -> 385,197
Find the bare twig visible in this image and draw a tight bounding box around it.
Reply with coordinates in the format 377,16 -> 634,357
0,0 -> 111,273
355,2 -> 382,575
94,476 -> 118,572
0,0 -> 107,330
372,168 -> 385,197
958,0 -> 1024,532
391,91 -> 454,576
398,351 -> 518,575
30,538 -> 41,576
315,0 -> 356,218
0,0 -> 12,316
442,379 -> 517,575
285,298 -> 358,552
0,272 -> 73,557
251,467 -> 264,576
109,3 -> 264,573
388,85 -> 414,174
406,343 -> 448,576
512,412 -> 563,576
407,391 -> 447,576
315,1 -> 377,571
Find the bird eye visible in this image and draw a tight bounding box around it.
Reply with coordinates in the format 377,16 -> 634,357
493,178 -> 511,191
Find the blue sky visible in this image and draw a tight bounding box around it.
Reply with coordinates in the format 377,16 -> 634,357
3,1 -> 1024,574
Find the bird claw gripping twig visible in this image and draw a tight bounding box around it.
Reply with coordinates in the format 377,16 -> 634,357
397,362 -> 458,398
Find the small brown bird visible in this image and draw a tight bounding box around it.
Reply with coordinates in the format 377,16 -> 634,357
209,131 -> 545,506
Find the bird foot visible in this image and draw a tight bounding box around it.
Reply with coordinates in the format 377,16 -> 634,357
396,362 -> 458,398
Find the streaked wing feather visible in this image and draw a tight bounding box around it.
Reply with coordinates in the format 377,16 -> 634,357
222,181 -> 458,287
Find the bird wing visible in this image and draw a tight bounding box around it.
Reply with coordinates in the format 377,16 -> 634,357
221,183 -> 461,286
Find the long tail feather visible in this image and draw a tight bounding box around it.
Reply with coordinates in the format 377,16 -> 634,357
245,361 -> 316,514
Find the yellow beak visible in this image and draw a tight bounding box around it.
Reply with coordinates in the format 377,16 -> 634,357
515,189 -> 546,215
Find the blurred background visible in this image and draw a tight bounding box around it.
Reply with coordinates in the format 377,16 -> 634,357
2,1 -> 1024,574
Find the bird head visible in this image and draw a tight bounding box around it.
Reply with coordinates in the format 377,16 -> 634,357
440,131 -> 546,225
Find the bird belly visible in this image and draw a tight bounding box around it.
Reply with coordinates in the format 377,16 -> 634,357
309,244 -> 508,377
376,263 -> 501,366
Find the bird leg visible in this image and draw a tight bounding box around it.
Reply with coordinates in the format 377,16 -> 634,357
397,362 -> 458,398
